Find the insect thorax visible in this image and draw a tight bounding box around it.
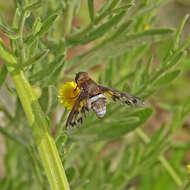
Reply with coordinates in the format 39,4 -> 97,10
87,94 -> 106,118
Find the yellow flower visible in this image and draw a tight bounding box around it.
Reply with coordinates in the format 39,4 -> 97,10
144,25 -> 150,30
58,82 -> 80,110
187,164 -> 190,178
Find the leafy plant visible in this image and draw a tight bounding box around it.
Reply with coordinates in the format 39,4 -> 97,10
0,0 -> 190,190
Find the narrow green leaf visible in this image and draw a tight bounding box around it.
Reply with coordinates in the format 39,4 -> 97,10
67,1 -> 132,42
0,64 -> 8,88
106,0 -> 122,11
142,87 -> 157,99
98,0 -> 121,15
134,0 -> 172,18
36,14 -> 58,37
135,56 -> 153,94
167,50 -> 186,69
154,70 -> 180,86
66,11 -> 125,46
0,126 -> 27,147
113,28 -> 174,45
25,1 -> 42,11
66,28 -> 174,72
0,38 -> 17,64
170,107 -> 184,133
142,124 -> 168,160
115,146 -> 130,170
110,3 -> 134,14
66,167 -> 77,182
41,60 -> 65,88
173,14 -> 189,51
179,33 -> 190,52
5,82 -> 17,95
182,97 -> 190,117
142,56 -> 153,82
105,59 -> 114,85
56,135 -> 68,157
29,55 -> 64,83
39,86 -> 58,114
132,61 -> 143,92
23,49 -> 49,68
0,23 -> 18,39
71,108 -> 153,141
141,142 -> 171,171
0,14 -> 8,26
130,144 -> 143,170
12,8 -> 20,28
88,0 -> 94,22
108,19 -> 134,41
97,0 -> 113,15
32,17 -> 42,35
28,38 -> 39,57
159,102 -> 179,112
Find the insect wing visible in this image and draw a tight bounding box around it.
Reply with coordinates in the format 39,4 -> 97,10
66,90 -> 89,130
99,85 -> 146,107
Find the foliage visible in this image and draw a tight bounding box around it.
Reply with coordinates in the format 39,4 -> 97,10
0,0 -> 190,190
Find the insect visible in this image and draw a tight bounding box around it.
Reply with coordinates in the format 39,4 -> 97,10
66,72 -> 146,130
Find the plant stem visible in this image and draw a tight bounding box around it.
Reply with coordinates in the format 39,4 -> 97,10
62,0 -> 76,37
18,11 -> 26,44
6,64 -> 70,190
159,156 -> 183,187
136,128 -> 183,187
18,10 -> 27,64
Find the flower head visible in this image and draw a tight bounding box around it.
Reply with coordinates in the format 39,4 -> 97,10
58,82 -> 80,110
187,164 -> 190,178
144,25 -> 150,30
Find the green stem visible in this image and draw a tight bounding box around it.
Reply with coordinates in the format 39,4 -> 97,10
18,11 -> 26,44
159,156 -> 183,187
18,11 -> 27,64
62,0 -> 76,37
136,128 -> 183,187
55,109 -> 68,140
6,65 -> 70,190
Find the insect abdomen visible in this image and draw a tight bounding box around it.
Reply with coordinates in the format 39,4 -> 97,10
87,94 -> 106,118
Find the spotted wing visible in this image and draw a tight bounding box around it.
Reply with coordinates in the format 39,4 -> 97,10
66,90 -> 89,130
99,85 -> 146,107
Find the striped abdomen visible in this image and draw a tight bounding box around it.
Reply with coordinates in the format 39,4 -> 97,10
87,94 -> 106,118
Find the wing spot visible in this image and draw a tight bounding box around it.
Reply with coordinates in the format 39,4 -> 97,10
113,95 -> 119,101
125,100 -> 131,105
77,117 -> 83,124
81,107 -> 85,113
70,122 -> 76,127
85,106 -> 89,112
74,110 -> 79,115
132,99 -> 137,104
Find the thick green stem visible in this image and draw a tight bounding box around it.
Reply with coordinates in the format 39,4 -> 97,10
6,65 -> 70,190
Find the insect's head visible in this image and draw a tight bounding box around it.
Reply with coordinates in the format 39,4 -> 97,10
75,72 -> 89,84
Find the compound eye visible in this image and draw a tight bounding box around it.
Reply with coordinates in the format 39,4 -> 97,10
75,73 -> 79,82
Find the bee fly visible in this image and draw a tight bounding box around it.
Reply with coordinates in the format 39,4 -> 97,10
66,72 -> 146,130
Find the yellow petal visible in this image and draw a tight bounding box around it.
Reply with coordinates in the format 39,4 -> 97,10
58,82 -> 80,110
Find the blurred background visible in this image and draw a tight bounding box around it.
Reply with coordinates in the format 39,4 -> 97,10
0,0 -> 190,189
